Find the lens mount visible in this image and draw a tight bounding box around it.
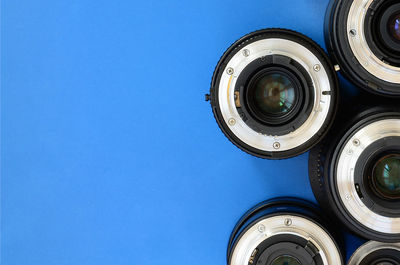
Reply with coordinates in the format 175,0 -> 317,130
325,0 -> 400,96
348,241 -> 400,265
209,28 -> 338,159
227,198 -> 343,265
309,106 -> 400,242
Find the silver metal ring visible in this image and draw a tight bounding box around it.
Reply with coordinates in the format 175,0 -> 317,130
229,214 -> 342,265
218,38 -> 332,152
348,241 -> 400,265
336,119 -> 400,234
347,0 -> 400,84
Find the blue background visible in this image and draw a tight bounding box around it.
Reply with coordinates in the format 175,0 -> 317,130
1,0 -> 365,264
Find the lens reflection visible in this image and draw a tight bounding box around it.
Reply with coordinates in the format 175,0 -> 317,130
271,255 -> 301,265
388,12 -> 400,42
373,155 -> 400,199
253,73 -> 296,116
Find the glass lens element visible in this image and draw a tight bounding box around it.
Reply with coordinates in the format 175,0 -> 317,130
271,255 -> 301,265
253,73 -> 296,116
388,12 -> 400,43
373,155 -> 400,199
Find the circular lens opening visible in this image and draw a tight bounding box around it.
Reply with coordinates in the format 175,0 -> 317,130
372,154 -> 400,199
271,255 -> 301,265
252,73 -> 296,117
388,12 -> 400,43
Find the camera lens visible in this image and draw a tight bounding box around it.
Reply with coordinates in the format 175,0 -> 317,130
372,154 -> 400,199
309,105 -> 400,242
388,12 -> 400,42
347,241 -> 400,265
227,198 -> 344,265
325,0 -> 400,96
271,255 -> 300,265
208,29 -> 339,159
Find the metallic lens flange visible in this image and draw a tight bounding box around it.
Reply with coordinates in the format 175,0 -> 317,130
209,29 -> 338,159
227,198 -> 343,265
348,241 -> 400,265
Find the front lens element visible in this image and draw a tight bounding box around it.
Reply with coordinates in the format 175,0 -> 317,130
373,155 -> 400,199
388,12 -> 400,43
253,73 -> 296,116
271,255 -> 301,265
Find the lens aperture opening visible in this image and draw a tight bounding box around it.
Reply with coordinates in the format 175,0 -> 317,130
271,255 -> 301,265
372,154 -> 400,200
245,67 -> 303,127
252,73 -> 296,117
